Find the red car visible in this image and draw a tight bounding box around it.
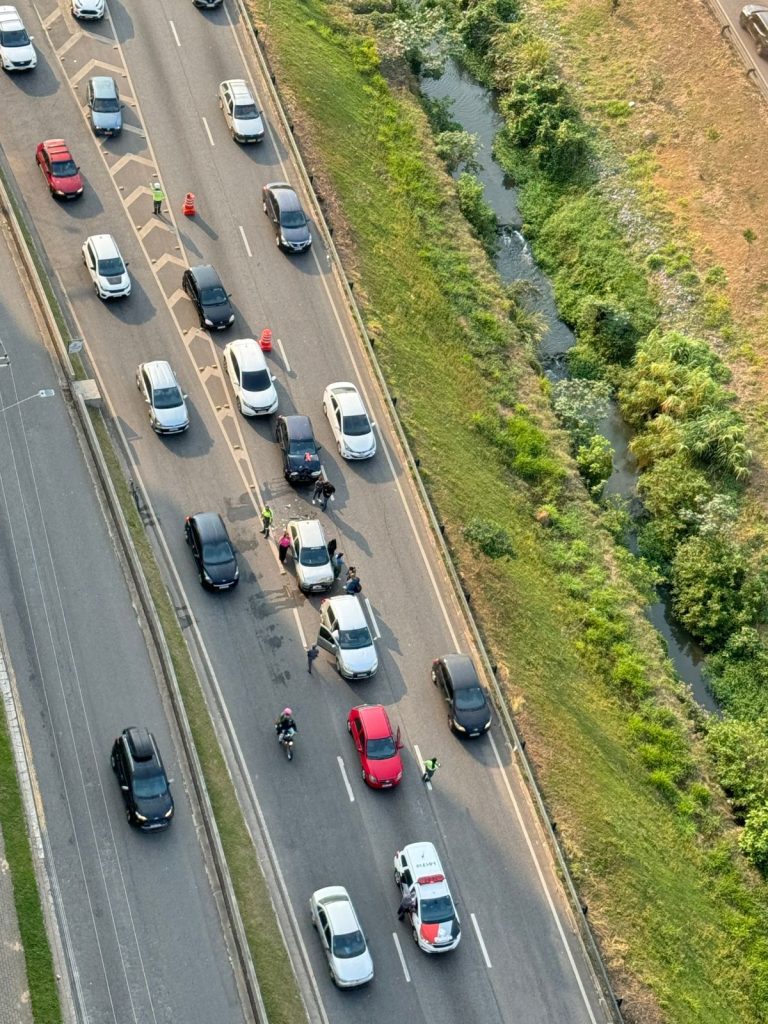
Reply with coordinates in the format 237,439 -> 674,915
347,704 -> 403,789
35,140 -> 83,199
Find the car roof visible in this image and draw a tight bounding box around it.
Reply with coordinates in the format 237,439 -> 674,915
0,7 -> 24,27
355,704 -> 392,740
191,511 -> 228,541
330,384 -> 366,416
282,414 -> 315,441
290,518 -> 326,546
91,75 -> 118,96
43,140 -> 73,159
314,888 -> 358,931
87,234 -> 120,258
189,264 -> 221,287
441,653 -> 480,688
325,595 -> 367,628
401,842 -> 449,893
267,182 -> 301,211
141,360 -> 178,388
124,726 -> 155,762
223,78 -> 254,101
227,338 -> 267,370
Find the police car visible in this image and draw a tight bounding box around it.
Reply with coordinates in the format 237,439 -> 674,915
394,842 -> 461,953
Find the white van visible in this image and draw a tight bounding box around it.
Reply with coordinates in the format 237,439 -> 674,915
317,596 -> 377,679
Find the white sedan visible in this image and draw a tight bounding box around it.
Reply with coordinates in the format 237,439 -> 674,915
310,886 -> 373,987
322,382 -> 376,459
223,338 -> 278,416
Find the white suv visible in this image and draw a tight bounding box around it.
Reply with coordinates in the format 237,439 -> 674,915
218,79 -> 264,143
71,0 -> 105,19
317,596 -> 377,679
394,842 -> 461,953
82,234 -> 130,299
0,6 -> 36,70
288,519 -> 334,592
223,338 -> 277,416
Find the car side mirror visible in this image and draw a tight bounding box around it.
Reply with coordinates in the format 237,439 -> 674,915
145,397 -> 150,404
182,393 -> 188,400
120,103 -> 125,109
125,261 -> 130,267
76,166 -> 81,172
270,374 -> 276,382
316,444 -> 322,452
168,779 -> 175,785
121,784 -> 129,792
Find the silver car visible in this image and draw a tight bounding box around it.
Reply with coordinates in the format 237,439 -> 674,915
218,79 -> 264,142
136,361 -> 189,435
317,596 -> 378,679
310,887 -> 373,988
288,519 -> 334,592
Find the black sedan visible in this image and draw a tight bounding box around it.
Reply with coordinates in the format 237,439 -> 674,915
262,182 -> 312,253
111,727 -> 174,830
275,414 -> 322,484
184,512 -> 239,590
741,5 -> 768,57
182,264 -> 235,330
432,654 -> 492,737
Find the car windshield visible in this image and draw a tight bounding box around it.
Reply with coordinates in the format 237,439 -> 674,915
455,685 -> 487,712
342,413 -> 371,437
338,626 -> 372,650
92,96 -> 119,112
366,736 -> 396,759
133,773 -> 168,799
420,895 -> 454,924
97,257 -> 125,276
300,545 -> 330,568
279,208 -> 307,229
331,930 -> 367,959
288,439 -> 317,458
153,386 -> 183,410
234,103 -> 259,119
202,539 -> 234,565
201,285 -> 227,305
241,369 -> 270,392
51,159 -> 78,177
1,28 -> 30,46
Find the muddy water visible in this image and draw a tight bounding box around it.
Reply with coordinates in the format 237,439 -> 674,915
421,61 -> 719,714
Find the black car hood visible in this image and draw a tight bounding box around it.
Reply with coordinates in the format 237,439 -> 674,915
455,703 -> 491,733
202,299 -> 233,325
204,557 -> 238,585
281,224 -> 310,246
287,452 -> 320,476
136,791 -> 174,823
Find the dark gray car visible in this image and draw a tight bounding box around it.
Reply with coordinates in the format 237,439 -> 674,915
262,182 -> 312,253
87,76 -> 122,136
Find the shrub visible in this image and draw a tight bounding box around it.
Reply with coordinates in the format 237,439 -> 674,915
670,536 -> 767,648
458,0 -> 520,54
637,453 -> 711,535
565,342 -> 607,380
740,807 -> 768,872
551,377 -> 611,446
434,130 -> 481,173
611,648 -> 652,700
705,630 -> 768,718
574,296 -> 642,363
681,409 -> 751,481
456,173 -> 498,251
706,716 -> 768,817
576,434 -> 613,493
464,517 -> 515,559
472,411 -> 566,491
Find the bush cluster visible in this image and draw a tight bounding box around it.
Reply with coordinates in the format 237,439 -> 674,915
472,410 -> 565,494
707,717 -> 768,870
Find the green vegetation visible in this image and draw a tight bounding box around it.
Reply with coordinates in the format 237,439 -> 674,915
247,0 -> 768,1018
88,412 -> 304,1024
0,713 -> 62,1024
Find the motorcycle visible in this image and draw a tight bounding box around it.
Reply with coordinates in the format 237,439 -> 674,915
277,725 -> 296,761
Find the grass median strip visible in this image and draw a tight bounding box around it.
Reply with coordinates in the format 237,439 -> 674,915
0,710 -> 62,1024
88,410 -> 304,1024
247,2 -> 768,1019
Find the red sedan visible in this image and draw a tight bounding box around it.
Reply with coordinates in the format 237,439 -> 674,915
36,140 -> 84,199
347,704 -> 403,789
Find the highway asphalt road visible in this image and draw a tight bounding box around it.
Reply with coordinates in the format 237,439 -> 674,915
0,222 -> 244,1021
0,1 -> 611,1022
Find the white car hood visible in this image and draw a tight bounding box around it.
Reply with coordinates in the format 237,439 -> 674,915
155,404 -> 188,430
233,113 -> 264,138
339,643 -> 378,677
242,381 -> 277,412
333,948 -> 374,986
298,562 -> 334,589
343,431 -> 376,457
1,40 -> 35,62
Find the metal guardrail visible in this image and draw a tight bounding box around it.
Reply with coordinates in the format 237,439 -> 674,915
233,3 -> 624,1020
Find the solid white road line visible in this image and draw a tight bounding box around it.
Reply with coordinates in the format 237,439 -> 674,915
413,742 -> 430,791
336,757 -> 355,802
364,597 -> 380,640
238,225 -> 252,258
277,338 -> 291,373
471,912 -> 492,968
201,116 -> 215,146
168,20 -> 181,47
292,608 -> 307,648
392,933 -> 411,982
488,735 -> 598,1023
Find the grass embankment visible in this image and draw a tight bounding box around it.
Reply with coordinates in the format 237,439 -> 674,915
89,412 -> 304,1024
0,714 -> 62,1023
247,2 -> 768,1021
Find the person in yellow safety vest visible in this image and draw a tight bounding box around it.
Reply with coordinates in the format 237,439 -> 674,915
151,181 -> 165,215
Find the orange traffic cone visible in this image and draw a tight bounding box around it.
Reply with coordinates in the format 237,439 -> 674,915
259,328 -> 273,353
182,192 -> 196,217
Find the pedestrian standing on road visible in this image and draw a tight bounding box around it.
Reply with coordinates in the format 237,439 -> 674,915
312,478 -> 324,506
397,890 -> 416,921
327,537 -> 337,559
344,572 -> 362,595
319,480 -> 336,512
278,530 -> 291,564
151,181 -> 165,215
332,552 -> 345,580
422,756 -> 440,784
260,505 -> 274,537
306,644 -> 319,674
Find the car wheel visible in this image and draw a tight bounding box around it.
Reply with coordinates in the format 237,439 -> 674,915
361,768 -> 367,781
126,807 -> 133,824
94,282 -> 101,298
236,395 -> 243,414
262,200 -> 267,214
110,753 -> 116,771
337,442 -> 342,456
322,403 -> 327,416
275,234 -> 281,248
412,926 -> 419,945
431,670 -> 438,685
330,967 -> 337,986
346,720 -> 352,733
394,869 -> 401,887
198,570 -> 206,587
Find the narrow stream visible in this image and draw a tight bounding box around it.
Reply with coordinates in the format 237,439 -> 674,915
421,61 -> 719,714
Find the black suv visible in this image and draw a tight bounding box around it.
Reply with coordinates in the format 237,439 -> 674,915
432,655 -> 492,737
111,727 -> 174,830
262,182 -> 312,253
276,415 -> 322,484
182,265 -> 234,330
184,511 -> 239,590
